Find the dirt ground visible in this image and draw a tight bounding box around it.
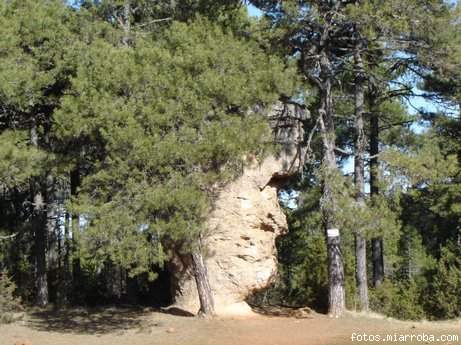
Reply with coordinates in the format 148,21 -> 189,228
1,307 -> 460,345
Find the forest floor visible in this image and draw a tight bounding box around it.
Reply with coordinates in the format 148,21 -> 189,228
0,306 -> 460,345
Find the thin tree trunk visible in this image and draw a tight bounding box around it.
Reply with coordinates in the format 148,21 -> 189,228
70,169 -> 81,290
369,97 -> 384,287
59,209 -> 71,305
45,172 -> 57,304
191,235 -> 215,318
35,204 -> 48,307
318,51 -> 346,318
371,237 -> 384,286
122,0 -> 131,47
354,49 -> 369,311
64,211 -> 71,276
30,119 -> 48,307
355,234 -> 368,310
56,215 -> 63,305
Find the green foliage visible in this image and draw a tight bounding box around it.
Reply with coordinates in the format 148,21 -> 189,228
382,133 -> 458,188
371,240 -> 461,321
263,159 -> 404,312
274,187 -> 328,311
0,0 -> 81,112
370,280 -> 426,321
426,242 -> 461,319
0,271 -> 21,324
0,131 -> 46,188
55,17 -> 296,277
84,0 -> 242,25
0,0 -> 459,320
396,225 -> 436,280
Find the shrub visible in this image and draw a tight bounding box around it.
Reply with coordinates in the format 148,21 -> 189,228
370,279 -> 426,320
0,271 -> 22,323
425,243 -> 461,319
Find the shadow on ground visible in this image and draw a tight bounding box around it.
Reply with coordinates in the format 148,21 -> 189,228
249,304 -> 316,319
27,307 -> 149,334
26,306 -> 196,335
159,307 -> 195,317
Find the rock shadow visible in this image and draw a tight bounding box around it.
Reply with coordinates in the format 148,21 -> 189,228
160,306 -> 195,317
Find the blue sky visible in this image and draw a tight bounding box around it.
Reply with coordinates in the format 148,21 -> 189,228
245,3 -> 459,122
247,4 -> 263,17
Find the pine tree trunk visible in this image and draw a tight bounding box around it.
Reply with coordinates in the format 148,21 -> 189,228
35,213 -> 48,307
369,98 -> 384,287
122,0 -> 131,46
191,236 -> 215,318
56,211 -> 63,303
64,212 -> 71,274
326,226 -> 346,317
45,172 -> 57,304
355,234 -> 368,309
318,51 -> 346,318
59,210 -> 72,305
354,49 -> 369,311
70,169 -> 81,290
371,237 -> 384,286
30,119 -> 48,307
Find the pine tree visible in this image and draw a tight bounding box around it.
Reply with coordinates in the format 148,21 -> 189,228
353,40 -> 369,311
0,271 -> 22,324
54,15 -> 295,316
428,242 -> 461,319
0,0 -> 84,306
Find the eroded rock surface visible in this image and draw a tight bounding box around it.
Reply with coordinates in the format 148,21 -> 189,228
169,103 -> 307,315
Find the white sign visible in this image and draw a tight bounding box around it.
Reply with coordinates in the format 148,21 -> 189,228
327,228 -> 340,237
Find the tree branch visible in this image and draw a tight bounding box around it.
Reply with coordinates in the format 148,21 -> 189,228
335,147 -> 353,156
0,233 -> 18,240
137,17 -> 172,27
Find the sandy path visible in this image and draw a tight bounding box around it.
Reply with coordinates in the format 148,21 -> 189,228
1,308 -> 459,345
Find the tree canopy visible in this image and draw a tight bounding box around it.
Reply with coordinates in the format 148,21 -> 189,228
0,0 -> 460,320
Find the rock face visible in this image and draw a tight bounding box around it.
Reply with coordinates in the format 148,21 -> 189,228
169,103 -> 307,316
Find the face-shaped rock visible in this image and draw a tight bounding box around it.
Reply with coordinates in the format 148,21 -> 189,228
169,103 -> 307,316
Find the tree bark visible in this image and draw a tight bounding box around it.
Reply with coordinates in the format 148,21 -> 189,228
318,51 -> 346,318
30,119 -> 48,307
70,168 -> 81,290
369,97 -> 385,287
355,234 -> 368,309
122,0 -> 131,47
326,227 -> 345,317
191,235 -> 215,318
35,207 -> 48,307
354,49 -> 369,311
371,237 -> 384,286
59,210 -> 72,305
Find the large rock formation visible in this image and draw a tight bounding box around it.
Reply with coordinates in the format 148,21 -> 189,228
169,103 -> 307,316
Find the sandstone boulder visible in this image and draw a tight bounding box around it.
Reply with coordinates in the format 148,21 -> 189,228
169,103 -> 307,316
